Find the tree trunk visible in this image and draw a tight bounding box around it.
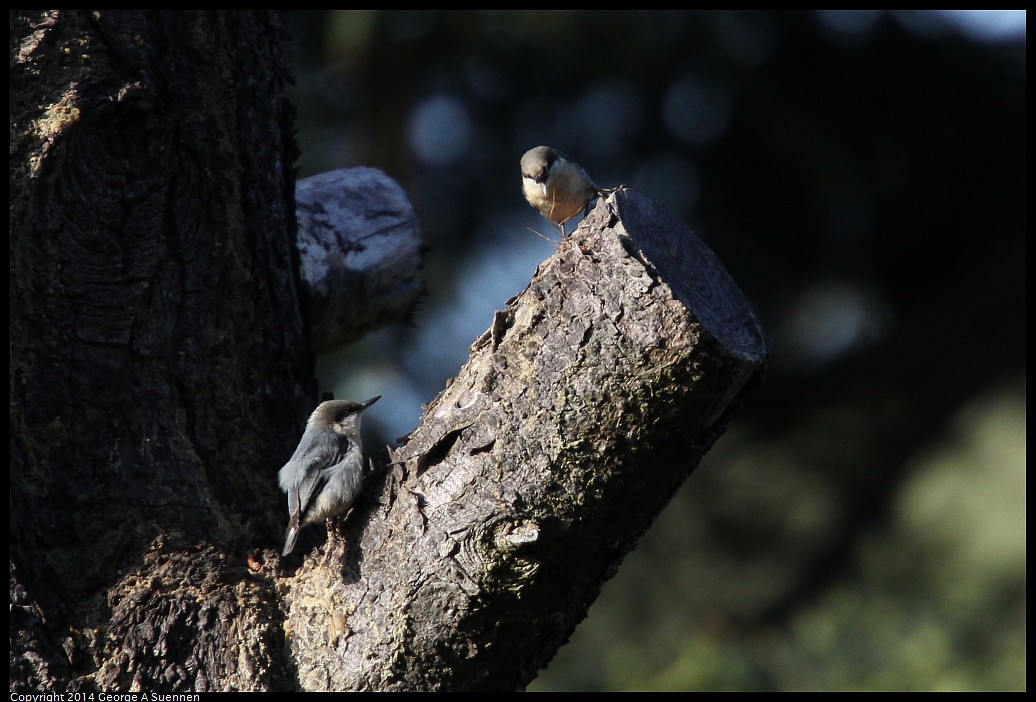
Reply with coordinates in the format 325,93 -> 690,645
10,10 -> 765,692
10,10 -> 305,691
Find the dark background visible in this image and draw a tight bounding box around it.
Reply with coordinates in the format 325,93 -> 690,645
285,11 -> 1025,691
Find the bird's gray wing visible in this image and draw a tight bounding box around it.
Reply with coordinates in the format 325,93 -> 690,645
290,431 -> 352,519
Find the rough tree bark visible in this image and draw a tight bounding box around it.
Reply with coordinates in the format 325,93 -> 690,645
10,10 -> 306,692
281,189 -> 766,691
10,10 -> 766,693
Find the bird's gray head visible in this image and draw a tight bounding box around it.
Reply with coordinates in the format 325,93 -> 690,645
308,396 -> 381,435
520,145 -> 564,184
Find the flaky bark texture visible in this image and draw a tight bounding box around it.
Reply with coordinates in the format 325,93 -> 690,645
10,11 -> 304,692
281,189 -> 766,691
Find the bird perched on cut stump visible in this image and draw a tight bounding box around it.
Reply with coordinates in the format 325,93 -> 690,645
521,146 -> 607,237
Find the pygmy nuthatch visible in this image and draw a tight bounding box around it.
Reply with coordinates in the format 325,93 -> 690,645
521,146 -> 603,236
279,396 -> 380,556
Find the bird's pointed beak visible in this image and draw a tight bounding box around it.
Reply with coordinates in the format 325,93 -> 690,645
540,183 -> 548,197
361,395 -> 382,409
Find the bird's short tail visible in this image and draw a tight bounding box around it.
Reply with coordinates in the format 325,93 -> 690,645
282,520 -> 300,556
